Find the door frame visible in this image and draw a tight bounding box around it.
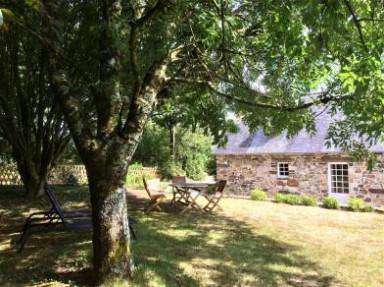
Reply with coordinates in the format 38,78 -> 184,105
327,162 -> 350,205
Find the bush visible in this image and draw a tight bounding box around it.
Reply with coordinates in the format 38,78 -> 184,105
126,163 -> 155,188
301,196 -> 318,206
274,193 -> 286,203
133,121 -> 214,181
347,196 -> 365,211
322,197 -> 340,209
67,174 -> 79,187
250,189 -> 267,201
362,204 -> 375,212
347,196 -> 375,212
158,159 -> 185,180
284,194 -> 301,205
274,193 -> 301,205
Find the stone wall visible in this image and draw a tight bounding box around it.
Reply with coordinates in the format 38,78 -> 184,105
216,153 -> 384,206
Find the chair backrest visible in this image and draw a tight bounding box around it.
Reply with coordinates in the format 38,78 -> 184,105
142,178 -> 152,198
172,176 -> 186,184
215,180 -> 227,194
45,186 -> 66,223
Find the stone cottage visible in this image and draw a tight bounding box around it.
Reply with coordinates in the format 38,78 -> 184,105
214,114 -> 384,206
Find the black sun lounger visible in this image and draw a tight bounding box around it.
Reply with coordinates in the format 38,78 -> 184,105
16,186 -> 136,252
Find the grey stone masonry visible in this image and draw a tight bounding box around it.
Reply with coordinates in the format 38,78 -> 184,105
216,153 -> 384,206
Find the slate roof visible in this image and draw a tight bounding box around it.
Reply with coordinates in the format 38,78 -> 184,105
213,112 -> 384,155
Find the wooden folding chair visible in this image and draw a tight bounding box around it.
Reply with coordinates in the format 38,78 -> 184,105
143,178 -> 166,212
203,180 -> 227,212
171,175 -> 187,204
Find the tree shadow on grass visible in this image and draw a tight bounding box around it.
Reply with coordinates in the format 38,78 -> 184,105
0,188 -> 340,286
129,200 -> 339,287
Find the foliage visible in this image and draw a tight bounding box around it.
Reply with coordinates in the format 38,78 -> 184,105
274,193 -> 317,206
274,193 -> 301,205
322,197 -> 340,209
206,184 -> 217,195
347,196 -> 365,211
284,194 -> 302,205
250,189 -> 267,201
134,121 -> 214,180
363,204 -> 375,212
301,196 -> 318,206
132,121 -> 170,168
157,159 -> 184,181
67,174 -> 79,187
126,163 -> 156,189
347,196 -> 374,212
274,193 -> 286,203
177,129 -> 214,180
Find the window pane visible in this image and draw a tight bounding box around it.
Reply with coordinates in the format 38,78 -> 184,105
330,164 -> 349,194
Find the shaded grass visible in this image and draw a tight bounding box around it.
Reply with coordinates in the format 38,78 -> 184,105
0,186 -> 383,286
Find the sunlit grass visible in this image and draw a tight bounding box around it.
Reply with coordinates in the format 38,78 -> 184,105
0,186 -> 383,286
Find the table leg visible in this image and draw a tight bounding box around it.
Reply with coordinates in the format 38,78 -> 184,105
180,191 -> 205,214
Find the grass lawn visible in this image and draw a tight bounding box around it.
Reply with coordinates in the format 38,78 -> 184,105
0,186 -> 383,287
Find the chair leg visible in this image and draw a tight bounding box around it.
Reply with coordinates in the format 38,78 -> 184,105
171,190 -> 177,204
145,200 -> 161,213
17,230 -> 31,253
129,225 -> 136,240
203,198 -> 221,212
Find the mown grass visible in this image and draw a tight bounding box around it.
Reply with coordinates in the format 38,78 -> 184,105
0,186 -> 383,287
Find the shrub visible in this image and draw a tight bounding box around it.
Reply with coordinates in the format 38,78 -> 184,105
250,189 -> 267,201
67,174 -> 79,187
322,197 -> 340,209
347,196 -> 365,212
284,194 -> 301,205
126,163 -> 155,188
158,159 -> 185,180
274,193 -> 286,203
274,193 -> 301,205
348,196 -> 375,212
363,204 -> 375,212
133,121 -> 214,181
301,196 -> 318,206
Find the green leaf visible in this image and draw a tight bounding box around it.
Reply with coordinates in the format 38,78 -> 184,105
0,8 -> 15,20
25,0 -> 41,10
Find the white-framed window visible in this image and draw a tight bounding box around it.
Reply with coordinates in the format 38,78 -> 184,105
277,162 -> 289,179
328,163 -> 349,194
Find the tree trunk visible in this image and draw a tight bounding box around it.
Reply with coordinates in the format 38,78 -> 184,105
170,124 -> 176,160
16,159 -> 46,198
86,157 -> 132,286
23,174 -> 46,198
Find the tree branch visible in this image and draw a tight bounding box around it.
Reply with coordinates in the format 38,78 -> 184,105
128,1 -> 171,98
134,1 -> 167,28
342,0 -> 368,52
358,18 -> 384,23
171,77 -> 349,112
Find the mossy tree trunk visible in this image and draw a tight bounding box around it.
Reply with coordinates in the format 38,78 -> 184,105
43,1 -> 174,284
83,141 -> 133,284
